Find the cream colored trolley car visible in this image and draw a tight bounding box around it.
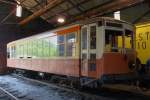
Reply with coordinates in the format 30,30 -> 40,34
7,17 -> 137,86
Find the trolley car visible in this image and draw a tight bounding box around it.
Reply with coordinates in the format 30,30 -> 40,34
7,17 -> 136,86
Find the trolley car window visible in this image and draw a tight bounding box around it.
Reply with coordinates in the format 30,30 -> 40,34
21,44 -> 25,58
58,44 -> 65,56
90,26 -> 96,49
89,54 -> 96,71
20,45 -> 24,58
49,36 -> 58,57
67,33 -> 76,43
7,47 -> 10,58
27,41 -> 32,57
11,46 -> 14,58
105,30 -> 123,52
66,33 -> 76,57
16,45 -> 21,58
38,39 -> 44,57
11,46 -> 16,58
106,22 -> 123,28
11,46 -> 15,58
24,42 -> 28,57
10,46 -> 13,58
82,27 -> 87,49
43,38 -> 50,57
125,30 -> 134,49
32,40 -> 38,58
81,54 -> 87,71
14,46 -> 16,58
57,35 -> 64,43
17,45 -> 20,58
58,35 -> 65,56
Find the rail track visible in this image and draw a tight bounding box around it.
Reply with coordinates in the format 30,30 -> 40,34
11,74 -> 108,100
0,83 -> 33,100
12,74 -> 150,100
0,74 -> 110,100
0,74 -> 150,100
0,86 -> 19,100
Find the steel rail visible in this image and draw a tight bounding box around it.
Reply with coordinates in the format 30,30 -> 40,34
13,74 -> 150,97
12,74 -> 107,100
0,87 -> 19,100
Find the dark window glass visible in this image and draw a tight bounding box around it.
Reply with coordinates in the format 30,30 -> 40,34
14,46 -> 16,58
67,33 -> 76,43
106,22 -> 123,28
66,43 -> 76,56
105,30 -> 123,52
7,48 -> 10,58
58,44 -> 64,56
57,35 -> 64,43
11,46 -> 13,58
90,26 -> 96,49
57,35 -> 65,57
66,33 -> 76,57
89,54 -> 96,71
125,29 -> 134,49
82,54 -> 87,71
82,28 -> 87,49
98,21 -> 102,26
11,46 -> 14,58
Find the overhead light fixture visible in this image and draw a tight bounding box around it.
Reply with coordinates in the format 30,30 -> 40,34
57,17 -> 65,23
16,1 -> 22,17
114,11 -> 120,20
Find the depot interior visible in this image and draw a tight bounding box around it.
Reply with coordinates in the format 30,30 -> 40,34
0,0 -> 149,74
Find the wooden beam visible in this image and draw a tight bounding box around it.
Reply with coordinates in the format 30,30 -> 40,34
0,0 -> 26,25
66,0 -> 83,13
34,0 -> 43,8
29,0 -> 44,10
19,0 -> 64,25
64,0 -> 145,25
0,0 -> 17,5
46,0 -> 90,21
133,9 -> 150,24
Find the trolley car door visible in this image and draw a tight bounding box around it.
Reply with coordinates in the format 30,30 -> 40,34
81,26 -> 89,76
81,24 -> 97,77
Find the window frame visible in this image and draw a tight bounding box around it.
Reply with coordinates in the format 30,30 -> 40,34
66,32 -> 77,57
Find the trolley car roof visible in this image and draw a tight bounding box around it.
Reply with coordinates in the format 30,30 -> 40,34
7,17 -> 132,46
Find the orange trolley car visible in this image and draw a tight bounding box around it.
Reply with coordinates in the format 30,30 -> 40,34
7,17 -> 136,86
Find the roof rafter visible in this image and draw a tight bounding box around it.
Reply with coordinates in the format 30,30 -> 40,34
29,0 -> 44,10
66,0 -> 84,13
0,0 -> 17,5
34,0 -> 43,8
63,0 -> 145,26
19,0 -> 65,25
0,0 -> 27,25
46,0 -> 91,21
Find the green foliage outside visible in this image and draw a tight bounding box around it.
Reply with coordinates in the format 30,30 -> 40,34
15,37 -> 59,58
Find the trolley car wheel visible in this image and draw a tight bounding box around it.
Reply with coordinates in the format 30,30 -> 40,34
128,60 -> 136,71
